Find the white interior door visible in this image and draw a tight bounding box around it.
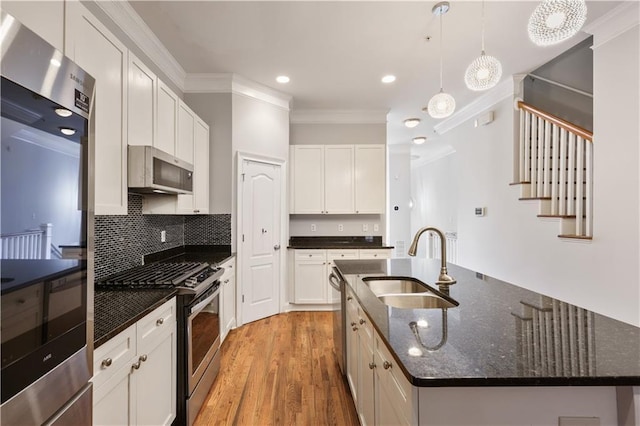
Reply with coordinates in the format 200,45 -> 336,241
241,159 -> 281,324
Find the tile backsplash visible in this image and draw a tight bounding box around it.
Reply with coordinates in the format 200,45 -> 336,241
94,194 -> 231,281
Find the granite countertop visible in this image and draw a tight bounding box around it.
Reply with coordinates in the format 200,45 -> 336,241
334,258 -> 640,387
94,245 -> 234,348
288,236 -> 394,249
94,288 -> 177,348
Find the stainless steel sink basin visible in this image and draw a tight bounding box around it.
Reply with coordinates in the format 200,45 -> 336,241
378,294 -> 457,309
362,276 -> 430,296
362,276 -> 459,309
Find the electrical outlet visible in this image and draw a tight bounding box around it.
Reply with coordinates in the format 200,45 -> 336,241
311,224 -> 317,232
362,224 -> 369,232
373,224 -> 379,232
338,224 -> 344,232
160,230 -> 166,242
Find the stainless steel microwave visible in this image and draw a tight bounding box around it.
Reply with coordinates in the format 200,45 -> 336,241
128,145 -> 193,195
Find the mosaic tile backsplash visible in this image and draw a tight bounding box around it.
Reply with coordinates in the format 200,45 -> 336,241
94,194 -> 231,281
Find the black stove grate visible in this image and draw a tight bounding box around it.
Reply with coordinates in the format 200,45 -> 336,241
97,262 -> 207,289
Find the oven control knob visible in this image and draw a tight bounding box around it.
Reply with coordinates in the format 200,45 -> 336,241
186,277 -> 198,287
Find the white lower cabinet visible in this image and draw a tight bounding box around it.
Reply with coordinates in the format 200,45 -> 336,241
292,248 -> 390,306
93,298 -> 176,426
219,257 -> 236,343
345,290 -> 417,426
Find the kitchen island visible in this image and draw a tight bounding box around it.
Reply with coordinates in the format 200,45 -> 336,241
334,258 -> 640,425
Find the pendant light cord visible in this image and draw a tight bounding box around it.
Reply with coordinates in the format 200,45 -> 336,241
439,10 -> 443,91
481,0 -> 486,54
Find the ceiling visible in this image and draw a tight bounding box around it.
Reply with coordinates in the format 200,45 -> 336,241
128,1 -> 615,160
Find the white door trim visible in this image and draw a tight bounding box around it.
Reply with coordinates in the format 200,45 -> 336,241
235,151 -> 288,327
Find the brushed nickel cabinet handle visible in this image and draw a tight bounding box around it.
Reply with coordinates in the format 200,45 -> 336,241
139,354 -> 148,362
352,326 -> 358,331
347,296 -> 353,301
369,362 -> 376,370
383,361 -> 392,370
132,360 -> 141,370
156,318 -> 164,326
101,358 -> 112,368
359,318 -> 365,325
350,322 -> 356,327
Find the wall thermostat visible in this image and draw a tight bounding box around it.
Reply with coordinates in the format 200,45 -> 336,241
475,207 -> 486,216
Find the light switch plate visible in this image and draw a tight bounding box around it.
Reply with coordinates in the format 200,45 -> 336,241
362,224 -> 368,232
311,224 -> 316,232
338,224 -> 344,232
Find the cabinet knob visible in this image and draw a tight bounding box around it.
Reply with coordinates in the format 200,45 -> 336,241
224,279 -> 230,284
132,360 -> 142,371
359,318 -> 366,325
156,318 -> 164,326
369,362 -> 376,370
374,254 -> 378,257
352,326 -> 358,331
350,321 -> 356,327
383,361 -> 392,370
194,210 -> 200,213
101,358 -> 112,369
139,354 -> 148,363
347,296 -> 352,301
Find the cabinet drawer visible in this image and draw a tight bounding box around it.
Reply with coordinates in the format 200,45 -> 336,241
358,249 -> 391,259
295,249 -> 326,261
374,335 -> 413,417
136,298 -> 176,352
327,250 -> 359,263
92,324 -> 136,390
219,257 -> 235,283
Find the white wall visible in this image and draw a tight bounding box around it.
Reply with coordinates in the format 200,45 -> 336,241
289,214 -> 383,237
411,22 -> 639,327
388,146 -> 412,257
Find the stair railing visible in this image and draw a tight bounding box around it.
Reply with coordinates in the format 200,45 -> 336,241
517,101 -> 594,238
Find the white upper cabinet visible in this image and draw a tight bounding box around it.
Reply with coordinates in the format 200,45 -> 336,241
176,100 -> 195,164
291,145 -> 324,214
156,81 -> 179,156
192,117 -> 210,214
291,144 -> 385,215
324,145 -> 355,214
66,2 -> 128,215
127,52 -> 156,147
1,1 -> 64,52
355,145 -> 385,214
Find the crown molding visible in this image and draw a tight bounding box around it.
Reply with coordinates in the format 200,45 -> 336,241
184,73 -> 292,110
93,1 -> 186,92
290,109 -> 389,124
433,78 -> 514,135
583,1 -> 639,49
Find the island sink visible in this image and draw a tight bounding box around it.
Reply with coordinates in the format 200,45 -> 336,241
362,276 -> 459,309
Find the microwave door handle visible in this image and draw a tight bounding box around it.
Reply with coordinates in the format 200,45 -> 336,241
190,289 -> 219,316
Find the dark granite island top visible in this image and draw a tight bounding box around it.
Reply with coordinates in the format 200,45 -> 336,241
334,258 -> 640,387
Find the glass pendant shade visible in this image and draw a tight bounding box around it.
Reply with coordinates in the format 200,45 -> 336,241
464,52 -> 503,91
528,0 -> 587,46
427,91 -> 456,119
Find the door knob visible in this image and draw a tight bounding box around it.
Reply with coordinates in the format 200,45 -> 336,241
274,244 -> 281,250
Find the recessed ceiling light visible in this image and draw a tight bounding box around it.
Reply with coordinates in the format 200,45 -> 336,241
381,75 -> 396,84
55,108 -> 72,118
276,75 -> 290,84
59,127 -> 76,136
412,136 -> 427,145
404,118 -> 421,128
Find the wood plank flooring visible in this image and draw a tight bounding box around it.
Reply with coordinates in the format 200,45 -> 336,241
194,311 -> 359,426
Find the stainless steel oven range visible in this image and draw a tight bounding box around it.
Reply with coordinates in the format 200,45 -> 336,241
97,261 -> 224,426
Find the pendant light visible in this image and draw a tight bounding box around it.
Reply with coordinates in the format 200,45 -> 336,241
464,0 -> 502,91
426,2 -> 455,119
528,0 -> 587,46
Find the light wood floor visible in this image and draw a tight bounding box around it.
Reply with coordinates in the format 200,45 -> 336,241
194,311 -> 359,426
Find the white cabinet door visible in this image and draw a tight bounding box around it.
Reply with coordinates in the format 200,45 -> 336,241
66,2 -> 127,215
220,258 -> 236,343
291,145 -> 324,214
293,250 -> 327,304
1,1 -> 64,52
133,329 -> 176,426
93,363 -> 132,426
324,145 -> 354,214
176,100 -> 196,214
358,249 -> 392,260
355,145 -> 386,214
346,301 -> 359,407
127,52 -> 156,148
156,80 -> 179,156
358,332 -> 375,426
193,117 -> 210,214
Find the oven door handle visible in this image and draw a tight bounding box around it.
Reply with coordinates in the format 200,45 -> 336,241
190,289 -> 220,316
329,269 -> 342,291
